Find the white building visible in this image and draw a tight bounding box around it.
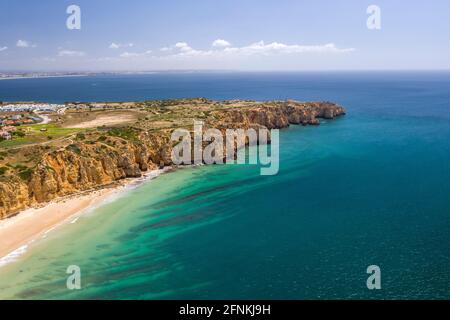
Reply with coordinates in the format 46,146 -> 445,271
0,103 -> 65,113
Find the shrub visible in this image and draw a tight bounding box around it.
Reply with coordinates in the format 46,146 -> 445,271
108,127 -> 138,142
76,133 -> 86,140
14,164 -> 27,171
18,168 -> 33,181
13,130 -> 25,138
66,144 -> 82,155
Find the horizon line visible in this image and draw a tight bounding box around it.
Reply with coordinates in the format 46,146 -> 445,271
2,69 -> 450,74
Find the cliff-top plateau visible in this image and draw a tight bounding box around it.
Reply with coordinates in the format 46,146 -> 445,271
0,98 -> 346,219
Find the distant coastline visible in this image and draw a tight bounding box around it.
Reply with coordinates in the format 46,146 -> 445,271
0,71 -> 165,81
0,74 -> 88,81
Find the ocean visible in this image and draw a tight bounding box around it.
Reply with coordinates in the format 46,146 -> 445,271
0,71 -> 449,299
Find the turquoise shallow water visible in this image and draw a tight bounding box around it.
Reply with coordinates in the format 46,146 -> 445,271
0,72 -> 449,299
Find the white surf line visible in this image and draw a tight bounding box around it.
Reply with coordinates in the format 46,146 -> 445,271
0,244 -> 32,267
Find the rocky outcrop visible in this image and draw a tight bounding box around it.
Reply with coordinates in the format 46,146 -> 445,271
0,100 -> 345,219
215,101 -> 345,129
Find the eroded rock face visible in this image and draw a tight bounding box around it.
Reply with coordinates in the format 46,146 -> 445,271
26,137 -> 162,203
0,177 -> 30,219
0,100 -> 346,219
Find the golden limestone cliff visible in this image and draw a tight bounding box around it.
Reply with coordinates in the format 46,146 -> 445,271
0,100 -> 345,219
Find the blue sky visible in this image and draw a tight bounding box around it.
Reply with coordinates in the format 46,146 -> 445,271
0,0 -> 449,71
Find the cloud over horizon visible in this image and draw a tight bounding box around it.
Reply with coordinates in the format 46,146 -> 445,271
80,39 -> 356,71
0,38 -> 357,71
58,50 -> 86,57
212,39 -> 231,47
158,40 -> 355,58
16,40 -> 36,48
119,50 -> 152,58
109,42 -> 134,49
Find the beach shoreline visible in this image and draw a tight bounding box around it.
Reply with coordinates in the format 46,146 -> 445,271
0,167 -> 170,267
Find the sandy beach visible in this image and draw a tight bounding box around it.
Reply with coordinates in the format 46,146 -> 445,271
0,187 -> 119,263
0,168 -> 169,266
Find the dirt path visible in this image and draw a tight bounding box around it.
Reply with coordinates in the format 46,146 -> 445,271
67,114 -> 137,129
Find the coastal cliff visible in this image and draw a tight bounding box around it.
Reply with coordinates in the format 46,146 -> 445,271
0,100 -> 345,219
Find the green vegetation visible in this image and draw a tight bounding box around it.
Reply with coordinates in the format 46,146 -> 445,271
66,144 -> 82,155
20,124 -> 81,137
14,164 -> 27,171
76,133 -> 86,140
108,127 -> 139,142
0,137 -> 33,148
0,166 -> 8,175
5,164 -> 35,181
18,168 -> 33,181
12,130 -> 26,138
0,124 -> 83,149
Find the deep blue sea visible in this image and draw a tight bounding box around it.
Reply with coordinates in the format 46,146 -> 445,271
0,72 -> 449,299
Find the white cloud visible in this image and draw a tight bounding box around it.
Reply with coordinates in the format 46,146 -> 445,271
93,40 -> 355,71
212,39 -> 231,47
58,50 -> 86,57
0,46 -> 7,52
16,40 -> 36,48
120,52 -> 139,58
222,41 -> 355,55
119,50 -> 152,58
175,42 -> 188,48
170,42 -> 206,56
159,43 -> 193,53
163,40 -> 354,59
109,42 -> 134,49
174,42 -> 194,52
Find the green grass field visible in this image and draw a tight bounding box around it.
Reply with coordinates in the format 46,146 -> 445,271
23,124 -> 82,137
0,124 -> 83,149
0,137 -> 34,148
